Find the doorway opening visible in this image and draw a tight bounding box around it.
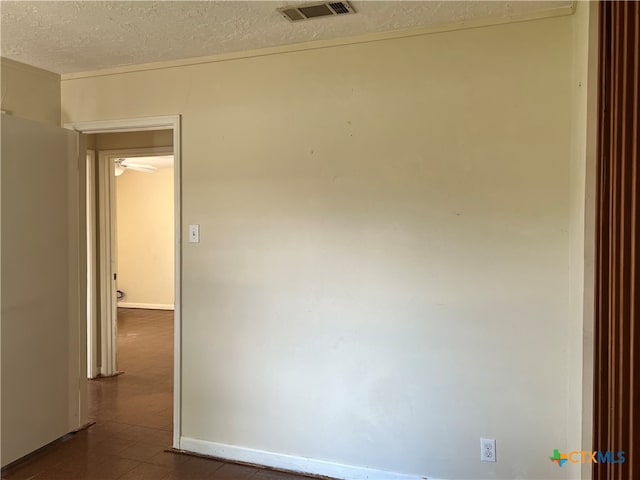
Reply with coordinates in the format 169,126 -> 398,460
68,116 -> 182,449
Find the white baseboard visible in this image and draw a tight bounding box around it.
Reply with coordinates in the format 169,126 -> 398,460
179,437 -> 426,480
117,302 -> 174,310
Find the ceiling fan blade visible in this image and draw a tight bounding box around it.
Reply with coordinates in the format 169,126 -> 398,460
121,162 -> 158,173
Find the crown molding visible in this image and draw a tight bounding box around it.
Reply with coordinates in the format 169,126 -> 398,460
61,4 -> 575,81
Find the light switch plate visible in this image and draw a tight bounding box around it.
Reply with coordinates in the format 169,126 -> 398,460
188,224 -> 200,243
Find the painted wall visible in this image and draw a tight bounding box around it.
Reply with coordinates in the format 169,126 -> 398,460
568,4 -> 599,478
116,167 -> 175,308
62,14 -> 588,480
1,57 -> 60,126
94,130 -> 173,150
1,116 -> 85,467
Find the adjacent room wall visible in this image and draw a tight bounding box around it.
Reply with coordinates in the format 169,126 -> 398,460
116,167 -> 175,309
568,3 -> 599,479
63,14 -> 586,480
1,57 -> 60,126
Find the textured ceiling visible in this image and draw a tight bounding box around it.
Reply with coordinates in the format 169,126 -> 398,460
1,1 -> 572,74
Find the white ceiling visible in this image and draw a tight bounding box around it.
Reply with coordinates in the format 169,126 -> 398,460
1,1 -> 572,74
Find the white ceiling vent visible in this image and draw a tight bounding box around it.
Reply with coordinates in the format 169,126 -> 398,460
278,1 -> 356,23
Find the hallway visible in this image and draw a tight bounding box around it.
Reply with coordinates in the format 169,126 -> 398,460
2,309 -> 311,480
90,308 -> 174,431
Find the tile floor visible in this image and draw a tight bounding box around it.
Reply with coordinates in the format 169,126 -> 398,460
2,309 -> 314,480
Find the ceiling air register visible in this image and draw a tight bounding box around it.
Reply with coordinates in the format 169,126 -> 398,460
278,1 -> 356,22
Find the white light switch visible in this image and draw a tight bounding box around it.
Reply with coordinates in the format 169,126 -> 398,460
188,224 -> 200,243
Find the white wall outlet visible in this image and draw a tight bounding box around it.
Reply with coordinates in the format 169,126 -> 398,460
480,438 -> 496,463
188,224 -> 200,243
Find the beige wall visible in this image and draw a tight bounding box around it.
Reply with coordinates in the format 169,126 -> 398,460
116,167 -> 174,308
94,130 -> 173,150
1,57 -> 60,126
1,115 -> 85,466
568,3 -> 599,478
62,14 -> 588,480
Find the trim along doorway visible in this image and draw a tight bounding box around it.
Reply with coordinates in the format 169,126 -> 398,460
65,115 -> 182,450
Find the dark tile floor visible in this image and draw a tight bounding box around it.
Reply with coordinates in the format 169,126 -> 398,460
2,309 -> 313,480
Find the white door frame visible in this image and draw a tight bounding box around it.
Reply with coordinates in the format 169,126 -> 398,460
65,115 -> 182,449
97,146 -> 174,377
86,149 -> 99,379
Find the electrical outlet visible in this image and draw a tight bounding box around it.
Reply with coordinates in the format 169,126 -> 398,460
480,438 -> 496,463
